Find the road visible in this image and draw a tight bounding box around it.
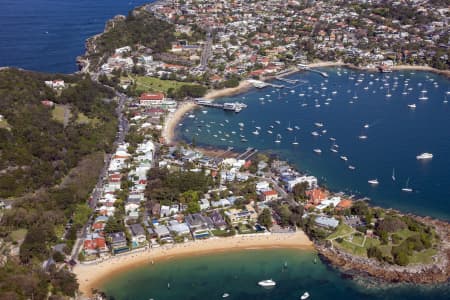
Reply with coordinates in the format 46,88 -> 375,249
70,92 -> 129,261
200,32 -> 213,70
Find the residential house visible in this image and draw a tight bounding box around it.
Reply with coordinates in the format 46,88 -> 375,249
260,190 -> 278,202
129,223 -> 147,247
168,220 -> 191,236
210,210 -> 227,230
224,204 -> 258,226
185,213 -> 213,238
83,233 -> 108,256
108,232 -> 129,254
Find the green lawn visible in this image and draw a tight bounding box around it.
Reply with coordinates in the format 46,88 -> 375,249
0,118 -> 10,130
131,76 -> 195,94
10,229 -> 27,242
52,104 -> 69,123
327,223 -> 354,240
335,239 -> 367,256
409,248 -> 437,264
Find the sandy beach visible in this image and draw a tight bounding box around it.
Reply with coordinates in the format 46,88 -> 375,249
74,231 -> 313,297
161,101 -> 198,145
203,80 -> 253,100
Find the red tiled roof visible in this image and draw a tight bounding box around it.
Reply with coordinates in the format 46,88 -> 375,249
139,92 -> 165,101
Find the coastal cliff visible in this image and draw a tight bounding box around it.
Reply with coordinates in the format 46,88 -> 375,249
316,216 -> 450,284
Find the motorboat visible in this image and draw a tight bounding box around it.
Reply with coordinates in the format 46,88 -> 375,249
416,153 -> 433,160
313,149 -> 322,154
368,179 -> 379,185
300,292 -> 310,300
258,279 -> 276,287
311,131 -> 319,136
408,104 -> 416,109
314,122 -> 324,127
222,293 -> 230,298
358,135 -> 368,140
348,165 -> 356,170
340,156 -> 348,161
330,148 -> 338,153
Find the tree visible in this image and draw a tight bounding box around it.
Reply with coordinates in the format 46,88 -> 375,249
292,182 -> 308,201
186,201 -> 200,214
258,208 -> 272,228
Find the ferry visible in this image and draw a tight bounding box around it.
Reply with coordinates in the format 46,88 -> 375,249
416,152 -> 433,160
368,179 -> 379,185
258,279 -> 276,287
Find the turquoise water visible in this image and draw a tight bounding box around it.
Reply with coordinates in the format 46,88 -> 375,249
103,249 -> 450,299
179,68 -> 450,220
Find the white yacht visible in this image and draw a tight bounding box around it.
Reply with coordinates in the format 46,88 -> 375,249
330,148 -> 338,153
408,104 -> 416,109
419,91 -> 428,100
222,293 -> 230,298
358,135 -> 368,140
252,130 -> 259,135
314,122 -> 324,127
274,134 -> 282,143
292,137 -> 299,145
348,165 -> 356,170
311,131 -> 319,136
313,149 -> 322,154
275,120 -> 281,124
368,179 -> 379,185
416,153 -> 433,160
340,156 -> 348,161
364,124 -> 370,128
258,279 -> 276,287
301,292 -> 310,300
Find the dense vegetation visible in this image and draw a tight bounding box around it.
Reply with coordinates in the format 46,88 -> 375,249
145,167 -> 215,211
0,69 -> 118,299
0,69 -> 116,198
86,9 -> 176,70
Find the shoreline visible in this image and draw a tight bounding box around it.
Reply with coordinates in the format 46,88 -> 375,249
73,231 -> 313,297
161,61 -> 449,146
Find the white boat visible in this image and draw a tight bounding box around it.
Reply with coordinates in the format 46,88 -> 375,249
313,149 -> 322,154
267,130 -> 273,134
311,131 -> 319,136
188,114 -> 195,118
340,156 -> 348,161
222,293 -> 230,298
286,122 -> 293,131
274,134 -> 282,143
408,104 -> 416,109
348,165 -> 356,170
275,120 -> 281,124
292,137 -> 299,145
416,153 -> 433,160
358,135 -> 368,140
368,179 -> 379,185
252,130 -> 259,135
364,124 -> 369,128
392,168 -> 396,181
301,292 -> 310,300
329,137 -> 336,141
238,122 -> 244,127
418,91 -> 428,100
402,178 -> 413,192
330,148 -> 338,153
258,279 -> 276,287
314,122 -> 324,127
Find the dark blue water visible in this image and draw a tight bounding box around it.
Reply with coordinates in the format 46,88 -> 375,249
179,68 -> 450,220
103,249 -> 450,300
0,0 -> 151,73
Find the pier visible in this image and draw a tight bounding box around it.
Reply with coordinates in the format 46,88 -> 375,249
237,147 -> 258,160
247,79 -> 284,89
298,64 -> 329,78
195,99 -> 247,113
275,76 -> 299,84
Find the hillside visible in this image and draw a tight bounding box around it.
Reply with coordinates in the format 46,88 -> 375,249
0,68 -> 117,299
79,8 -> 176,72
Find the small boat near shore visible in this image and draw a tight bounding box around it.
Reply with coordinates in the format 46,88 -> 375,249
300,292 -> 310,300
368,179 -> 379,185
416,152 -> 433,160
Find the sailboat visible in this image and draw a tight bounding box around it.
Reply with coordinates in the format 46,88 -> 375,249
292,136 -> 299,145
418,90 -> 428,100
392,168 -> 396,181
286,122 -> 293,131
274,134 -> 281,143
386,87 -> 392,98
401,178 -> 413,192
